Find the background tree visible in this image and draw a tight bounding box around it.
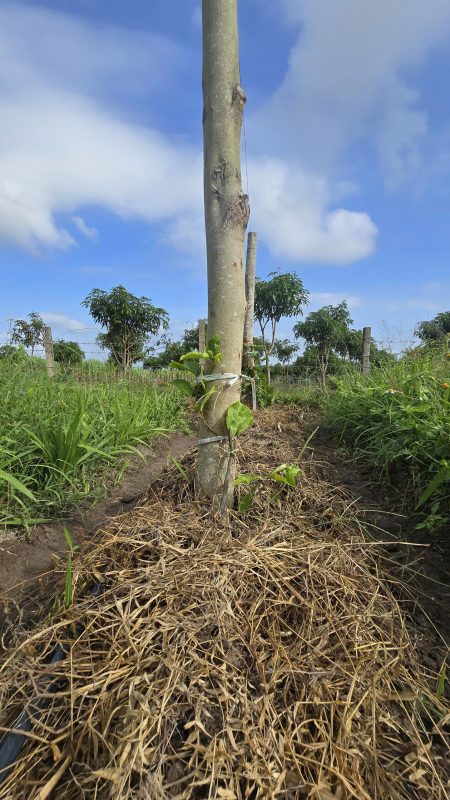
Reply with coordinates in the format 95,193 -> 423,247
294,302 -> 352,387
254,272 -> 309,383
182,324 -> 201,352
143,325 -> 204,370
341,328 -> 364,364
272,339 -> 299,375
11,312 -> 44,356
83,285 -> 168,373
53,340 -> 85,366
343,329 -> 396,368
415,311 -> 450,344
0,344 -> 18,361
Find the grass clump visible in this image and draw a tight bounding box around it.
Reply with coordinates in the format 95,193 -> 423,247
323,346 -> 450,533
0,361 -> 187,529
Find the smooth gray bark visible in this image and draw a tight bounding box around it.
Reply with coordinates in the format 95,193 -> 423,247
43,326 -> 55,379
243,231 -> 257,370
362,326 -> 371,374
197,0 -> 249,507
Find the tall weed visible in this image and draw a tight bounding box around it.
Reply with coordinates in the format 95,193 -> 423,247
323,348 -> 450,532
0,362 -> 187,529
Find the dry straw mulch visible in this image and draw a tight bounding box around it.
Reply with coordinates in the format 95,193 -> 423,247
0,408 -> 448,799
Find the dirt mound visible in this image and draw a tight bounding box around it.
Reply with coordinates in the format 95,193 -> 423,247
0,409 -> 447,799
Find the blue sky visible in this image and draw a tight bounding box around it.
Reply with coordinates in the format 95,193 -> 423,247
1,0 -> 450,357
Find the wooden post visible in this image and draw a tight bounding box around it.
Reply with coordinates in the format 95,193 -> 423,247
362,326 -> 371,374
198,318 -> 207,353
198,318 -> 207,370
44,325 -> 55,378
243,231 -> 257,370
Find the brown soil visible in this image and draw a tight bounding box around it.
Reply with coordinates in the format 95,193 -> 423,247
0,432 -> 194,602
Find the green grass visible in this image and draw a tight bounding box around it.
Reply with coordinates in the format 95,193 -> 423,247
322,347 -> 450,533
0,361 -> 187,529
274,383 -> 325,410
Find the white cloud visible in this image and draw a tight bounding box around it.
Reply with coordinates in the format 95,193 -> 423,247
0,86 -> 203,252
249,158 -> 377,263
0,1 -> 376,266
376,104 -> 428,190
0,3 -> 183,101
254,0 -> 450,184
2,0 -> 449,269
242,0 -> 450,264
72,216 -> 99,241
40,313 -> 88,331
163,211 -> 206,264
0,3 -> 201,254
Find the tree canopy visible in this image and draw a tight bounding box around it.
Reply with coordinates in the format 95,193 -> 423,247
254,272 -> 309,382
53,340 -> 85,366
83,285 -> 168,372
272,339 -> 299,366
415,311 -> 450,344
11,312 -> 44,355
294,302 -> 353,386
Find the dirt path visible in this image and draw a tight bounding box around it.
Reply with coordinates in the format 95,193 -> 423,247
0,432 -> 194,600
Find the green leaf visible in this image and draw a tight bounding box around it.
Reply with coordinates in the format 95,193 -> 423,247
404,403 -> 433,414
180,350 -> 208,361
169,360 -> 198,375
0,468 -> 37,501
64,526 -> 74,551
233,473 -> 261,486
169,360 -> 187,370
238,492 -> 253,513
172,458 -> 189,482
206,336 -> 222,364
226,402 -> 254,436
172,378 -> 194,396
270,463 -> 301,487
64,554 -> 73,608
416,462 -> 450,508
194,387 -> 216,413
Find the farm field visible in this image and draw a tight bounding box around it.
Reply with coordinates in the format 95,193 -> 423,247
0,360 -> 187,529
1,2 -> 450,798
0,407 -> 448,798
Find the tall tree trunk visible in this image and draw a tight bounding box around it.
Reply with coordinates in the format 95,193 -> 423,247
196,0 -> 249,508
243,231 -> 257,371
362,326 -> 371,374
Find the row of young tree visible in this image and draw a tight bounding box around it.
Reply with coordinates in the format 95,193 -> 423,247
2,287 -> 449,384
